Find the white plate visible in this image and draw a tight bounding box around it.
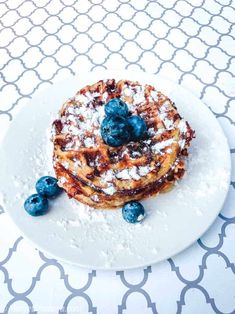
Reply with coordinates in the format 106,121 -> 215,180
0,70 -> 231,270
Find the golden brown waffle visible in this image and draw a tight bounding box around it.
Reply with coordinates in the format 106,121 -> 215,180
52,79 -> 194,209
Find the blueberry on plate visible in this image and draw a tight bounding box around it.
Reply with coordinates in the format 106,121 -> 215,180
105,98 -> 129,117
101,115 -> 130,147
127,115 -> 147,141
122,201 -> 145,224
36,176 -> 62,198
24,194 -> 48,216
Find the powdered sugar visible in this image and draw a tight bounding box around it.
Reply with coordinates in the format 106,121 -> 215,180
148,128 -> 165,137
156,128 -> 165,135
159,100 -> 171,112
148,128 -> 155,136
84,137 -> 95,148
91,195 -> 99,202
126,167 -> 141,180
61,161 -> 69,169
75,93 -> 89,104
178,120 -> 188,149
74,159 -> 81,169
138,165 -> 152,176
61,99 -> 105,150
178,119 -> 188,133
150,90 -> 158,101
115,165 -> 153,181
100,170 -> 116,195
179,139 -> 186,149
58,177 -> 67,185
92,92 -> 101,98
123,86 -> 134,97
133,85 -> 146,104
151,139 -> 175,153
158,100 -> 175,130
117,167 -> 140,180
120,84 -> 146,111
101,170 -> 114,183
130,151 -> 141,158
75,91 -> 99,105
159,112 -> 175,130
99,165 -> 154,191
103,186 -> 116,195
102,91 -> 108,102
137,214 -> 145,222
166,148 -> 173,153
115,169 -> 130,180
67,114 -> 77,124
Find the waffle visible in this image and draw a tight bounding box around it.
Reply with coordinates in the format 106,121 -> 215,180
52,79 -> 194,209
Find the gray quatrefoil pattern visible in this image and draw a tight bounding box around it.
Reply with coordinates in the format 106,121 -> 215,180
0,0 -> 235,313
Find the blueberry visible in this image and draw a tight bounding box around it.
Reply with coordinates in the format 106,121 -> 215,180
36,176 -> 62,198
105,98 -> 129,117
24,194 -> 48,216
127,116 -> 147,141
101,115 -> 130,147
122,201 -> 145,224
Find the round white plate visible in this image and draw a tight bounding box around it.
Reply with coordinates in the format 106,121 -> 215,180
0,70 -> 231,270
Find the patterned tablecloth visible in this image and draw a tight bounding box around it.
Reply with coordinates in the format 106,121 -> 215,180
0,0 -> 235,313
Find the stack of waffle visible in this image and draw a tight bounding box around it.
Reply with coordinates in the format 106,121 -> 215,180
52,79 -> 194,209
